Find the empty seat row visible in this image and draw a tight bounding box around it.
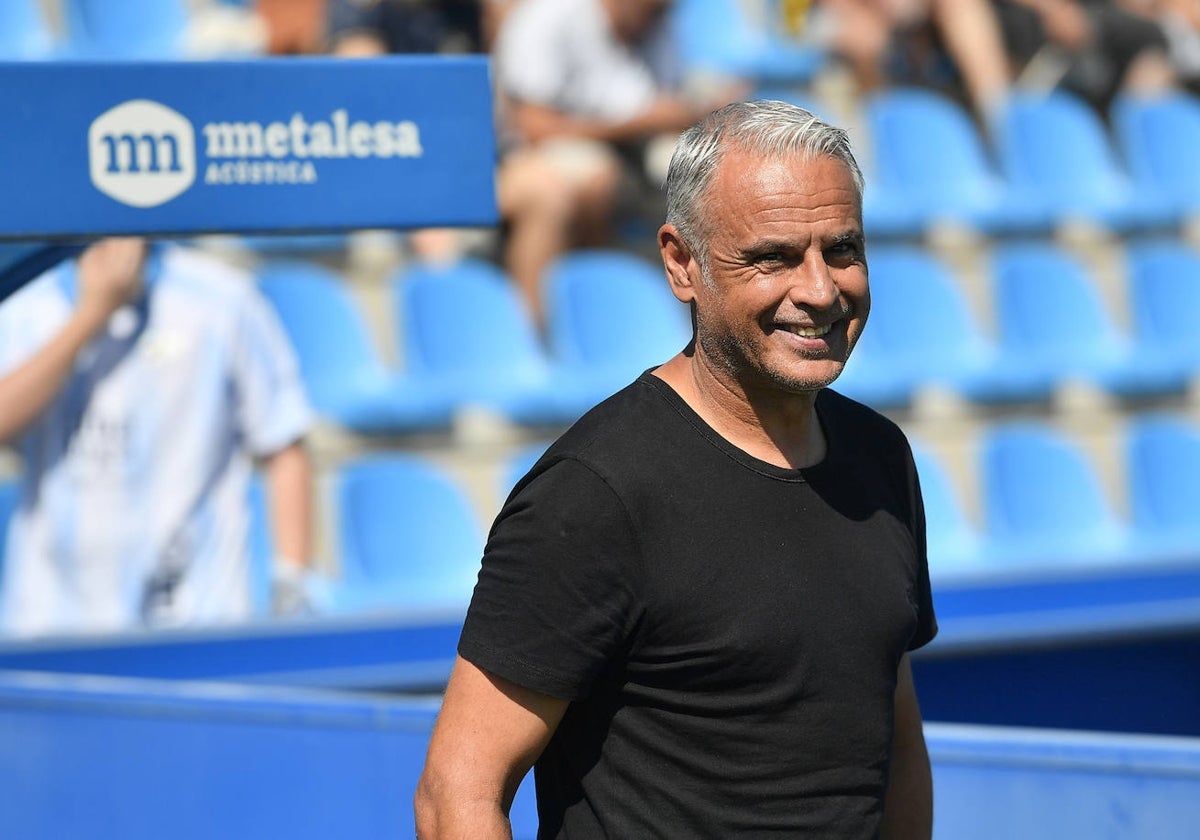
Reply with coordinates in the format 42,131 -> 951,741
259,249 -> 692,434
846,87 -> 1200,238
838,239 -> 1200,409
915,415 -> 1200,577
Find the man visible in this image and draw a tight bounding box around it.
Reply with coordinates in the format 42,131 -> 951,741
0,238 -> 315,635
416,101 -> 936,838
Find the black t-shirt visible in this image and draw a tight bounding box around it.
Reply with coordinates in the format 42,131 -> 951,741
460,372 -> 937,838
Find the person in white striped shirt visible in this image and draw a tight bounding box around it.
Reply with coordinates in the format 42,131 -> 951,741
0,238 -> 315,636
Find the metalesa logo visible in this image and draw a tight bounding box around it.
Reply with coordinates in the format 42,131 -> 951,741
89,99 -> 196,208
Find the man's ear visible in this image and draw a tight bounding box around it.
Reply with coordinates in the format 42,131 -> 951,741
659,224 -> 699,304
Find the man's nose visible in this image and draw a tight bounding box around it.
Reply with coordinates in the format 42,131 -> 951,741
785,257 -> 839,308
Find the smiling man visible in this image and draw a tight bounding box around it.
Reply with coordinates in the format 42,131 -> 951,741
416,100 -> 937,839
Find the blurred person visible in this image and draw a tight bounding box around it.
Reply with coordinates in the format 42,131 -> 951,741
0,239 -> 317,637
327,0 -> 491,55
993,0 -> 1176,112
814,0 -> 1014,122
492,0 -> 744,323
416,100 -> 936,838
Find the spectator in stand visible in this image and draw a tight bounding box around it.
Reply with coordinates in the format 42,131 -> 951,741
812,0 -> 1014,123
992,0 -> 1176,113
491,0 -> 743,324
0,239 -> 318,637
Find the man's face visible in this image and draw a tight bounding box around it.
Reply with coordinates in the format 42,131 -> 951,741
687,149 -> 869,397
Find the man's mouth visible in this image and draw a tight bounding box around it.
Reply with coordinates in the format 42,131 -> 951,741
776,323 -> 831,339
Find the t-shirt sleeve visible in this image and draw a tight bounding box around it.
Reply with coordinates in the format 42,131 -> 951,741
459,457 -> 642,701
493,1 -> 565,106
230,285 -> 312,455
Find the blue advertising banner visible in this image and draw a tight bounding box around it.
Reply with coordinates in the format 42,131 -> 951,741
0,56 -> 498,241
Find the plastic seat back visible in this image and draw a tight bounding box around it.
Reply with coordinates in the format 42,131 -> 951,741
1125,239 -> 1200,365
910,439 -> 981,573
396,259 -> 547,381
0,0 -> 55,59
336,455 -> 484,608
544,249 -> 690,374
64,0 -> 190,59
981,423 -> 1124,561
1126,416 -> 1200,543
1112,93 -> 1200,202
257,261 -> 389,401
866,89 -> 997,208
996,91 -> 1129,206
991,243 -> 1121,362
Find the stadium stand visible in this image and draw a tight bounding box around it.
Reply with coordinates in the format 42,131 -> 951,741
257,260 -> 454,435
4,6 -> 1200,833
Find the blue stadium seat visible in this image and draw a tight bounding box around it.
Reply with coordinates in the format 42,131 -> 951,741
909,439 -> 984,576
994,91 -> 1179,232
329,455 -> 484,613
1124,239 -> 1200,375
979,423 -> 1132,566
63,0 -> 191,59
1112,92 -> 1200,218
257,261 -> 453,434
1125,415 -> 1200,559
0,0 -> 56,59
837,246 -> 1053,407
542,249 -> 692,410
393,259 -> 586,426
0,478 -> 19,593
673,0 -> 826,84
864,88 -> 1054,235
990,242 -> 1192,398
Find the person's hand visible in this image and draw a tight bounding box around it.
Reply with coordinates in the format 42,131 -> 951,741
271,559 -> 332,618
75,237 -> 148,326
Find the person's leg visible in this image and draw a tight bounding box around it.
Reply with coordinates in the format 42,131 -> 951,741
496,148 -> 574,327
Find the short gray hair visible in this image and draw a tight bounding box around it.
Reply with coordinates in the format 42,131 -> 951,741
664,100 -> 865,274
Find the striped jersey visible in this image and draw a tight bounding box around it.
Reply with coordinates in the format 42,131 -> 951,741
0,246 -> 312,636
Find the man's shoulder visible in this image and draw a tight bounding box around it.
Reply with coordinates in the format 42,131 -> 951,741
541,375 -> 681,471
156,247 -> 262,309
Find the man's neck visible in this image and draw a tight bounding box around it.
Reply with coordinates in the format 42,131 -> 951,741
653,353 -> 826,470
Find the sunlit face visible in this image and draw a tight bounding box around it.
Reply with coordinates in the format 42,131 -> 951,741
686,149 -> 869,397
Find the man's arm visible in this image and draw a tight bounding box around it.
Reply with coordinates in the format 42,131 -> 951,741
416,655 -> 569,839
0,238 -> 145,444
509,97 -> 713,146
881,654 -> 933,840
262,439 -> 313,570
